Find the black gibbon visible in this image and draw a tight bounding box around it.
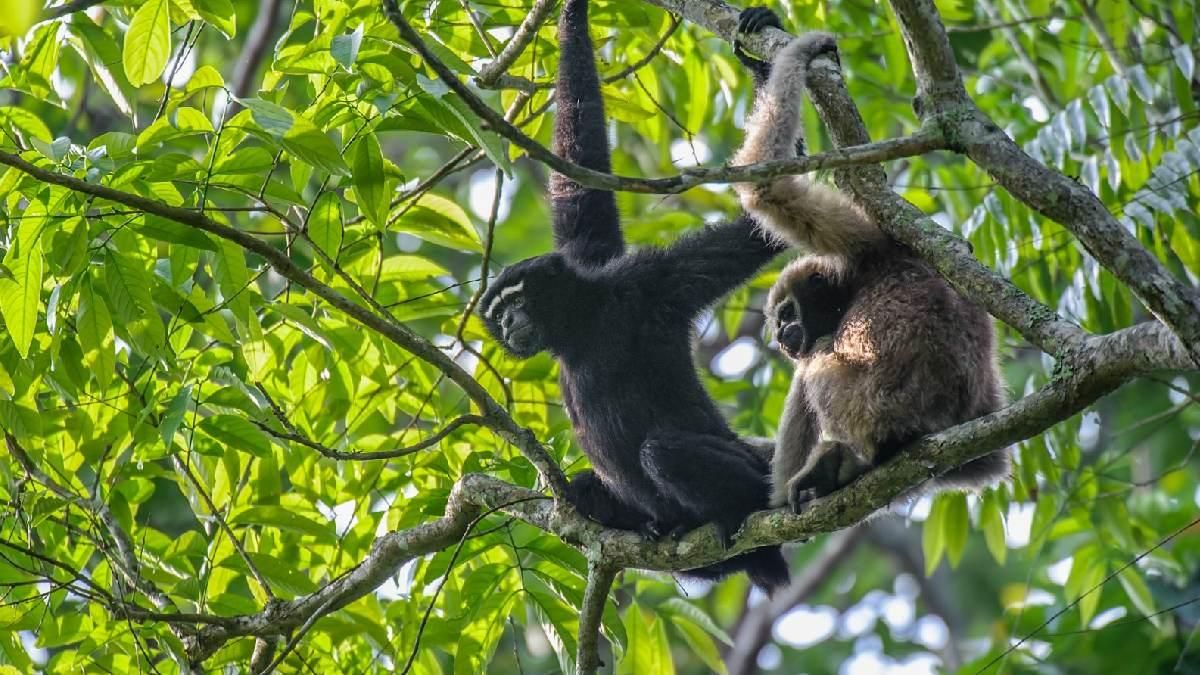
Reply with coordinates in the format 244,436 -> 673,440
733,8 -> 1010,512
479,0 -> 791,592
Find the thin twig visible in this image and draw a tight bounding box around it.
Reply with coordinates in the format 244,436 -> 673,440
476,0 -> 558,85
255,414 -> 489,460
172,454 -> 276,600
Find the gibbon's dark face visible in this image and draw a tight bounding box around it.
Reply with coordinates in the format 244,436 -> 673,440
479,253 -> 570,358
772,273 -> 850,360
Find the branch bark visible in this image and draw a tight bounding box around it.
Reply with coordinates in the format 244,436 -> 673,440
475,0 -> 558,86
576,561 -> 618,675
887,0 -> 1200,368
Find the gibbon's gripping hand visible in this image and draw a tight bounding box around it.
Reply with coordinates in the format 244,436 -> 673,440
734,7 -> 783,85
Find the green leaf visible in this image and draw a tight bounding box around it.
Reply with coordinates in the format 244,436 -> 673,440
0,107 -> 51,144
199,414 -> 272,457
1116,568 -> 1157,620
240,98 -> 351,176
193,0 -> 236,38
66,16 -> 135,117
331,24 -> 363,70
0,217 -> 44,358
618,603 -> 675,675
239,552 -> 317,595
160,385 -> 191,449
943,491 -> 969,567
668,615 -> 726,675
392,193 -> 482,252
525,575 -> 579,674
352,134 -> 388,228
77,281 -> 115,389
980,490 -> 1007,565
0,0 -> 39,38
123,0 -> 172,87
308,192 -> 344,260
135,215 -> 218,251
657,598 -> 733,646
454,570 -> 516,675
229,505 -> 336,543
174,106 -> 214,134
103,247 -> 157,322
419,91 -> 512,177
922,494 -> 948,576
212,239 -> 252,328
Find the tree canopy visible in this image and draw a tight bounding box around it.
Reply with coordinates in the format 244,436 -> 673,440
0,0 -> 1198,673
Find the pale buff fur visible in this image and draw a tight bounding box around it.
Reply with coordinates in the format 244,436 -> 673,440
731,33 -> 885,259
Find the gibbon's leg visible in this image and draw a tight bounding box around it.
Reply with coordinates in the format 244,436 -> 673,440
770,374 -> 821,507
566,470 -> 651,532
787,440 -> 872,513
639,432 -> 771,547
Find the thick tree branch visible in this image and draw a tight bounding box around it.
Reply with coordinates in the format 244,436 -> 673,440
0,149 -> 568,497
576,561 -> 618,675
638,0 -> 1199,368
802,59 -> 1085,357
887,0 -> 1200,367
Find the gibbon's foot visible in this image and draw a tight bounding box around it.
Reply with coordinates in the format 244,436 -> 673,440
640,519 -> 667,540
711,521 -> 739,550
789,485 -> 822,514
734,7 -> 783,81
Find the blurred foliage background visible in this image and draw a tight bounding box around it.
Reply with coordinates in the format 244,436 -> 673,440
0,0 -> 1198,672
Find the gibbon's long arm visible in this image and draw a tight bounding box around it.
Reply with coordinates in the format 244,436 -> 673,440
634,217 -> 786,319
549,0 -> 624,266
732,33 -> 884,259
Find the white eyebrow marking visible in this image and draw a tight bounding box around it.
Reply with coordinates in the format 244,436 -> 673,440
484,280 -> 524,319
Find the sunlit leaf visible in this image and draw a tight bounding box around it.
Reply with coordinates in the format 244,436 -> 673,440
123,0 -> 172,87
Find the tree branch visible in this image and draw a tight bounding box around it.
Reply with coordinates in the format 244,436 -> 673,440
475,0 -> 559,86
33,309 -> 1188,666
254,414 -> 490,460
576,560 -> 618,675
887,0 -> 1200,368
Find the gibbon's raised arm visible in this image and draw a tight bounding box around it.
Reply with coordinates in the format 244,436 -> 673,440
731,32 -> 884,259
630,217 -> 786,319
549,0 -> 624,266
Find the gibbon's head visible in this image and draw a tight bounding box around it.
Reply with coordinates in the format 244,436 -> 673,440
480,253 -> 573,358
766,256 -> 852,361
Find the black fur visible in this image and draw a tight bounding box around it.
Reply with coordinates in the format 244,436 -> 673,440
480,0 -> 790,593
